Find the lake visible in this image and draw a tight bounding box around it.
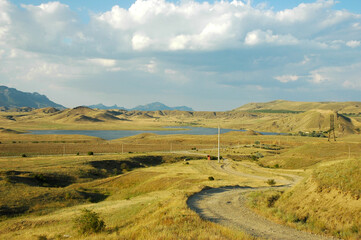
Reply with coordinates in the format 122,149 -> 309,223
27,127 -> 282,140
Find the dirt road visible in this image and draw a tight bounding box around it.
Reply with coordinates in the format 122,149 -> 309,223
187,159 -> 334,240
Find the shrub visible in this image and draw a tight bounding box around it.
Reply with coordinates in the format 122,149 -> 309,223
88,151 -> 94,156
267,193 -> 281,207
74,209 -> 105,235
76,152 -> 80,156
21,153 -> 27,157
120,163 -> 130,171
37,235 -> 48,240
208,176 -> 215,181
266,179 -> 276,186
34,173 -> 47,183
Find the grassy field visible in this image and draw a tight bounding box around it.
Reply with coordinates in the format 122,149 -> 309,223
1,111 -> 360,239
0,152 -> 259,239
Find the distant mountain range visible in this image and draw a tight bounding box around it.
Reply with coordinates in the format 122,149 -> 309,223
0,86 -> 194,112
0,86 -> 65,110
86,102 -> 193,111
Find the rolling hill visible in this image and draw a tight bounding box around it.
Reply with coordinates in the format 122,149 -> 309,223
234,100 -> 361,114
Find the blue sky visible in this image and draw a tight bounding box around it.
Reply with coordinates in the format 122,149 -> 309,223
1,0 -> 361,110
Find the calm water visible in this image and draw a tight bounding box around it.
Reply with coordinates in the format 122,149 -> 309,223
27,127 -> 281,140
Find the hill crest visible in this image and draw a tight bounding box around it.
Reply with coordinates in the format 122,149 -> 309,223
234,100 -> 361,114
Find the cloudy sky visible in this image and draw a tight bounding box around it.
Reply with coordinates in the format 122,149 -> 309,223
0,0 -> 360,110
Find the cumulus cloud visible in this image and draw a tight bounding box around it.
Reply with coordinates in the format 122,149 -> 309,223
132,33 -> 151,50
346,40 -> 360,48
310,72 -> 328,83
0,0 -> 359,54
1,0 -> 361,109
274,75 -> 300,83
245,30 -> 298,46
88,58 -> 117,67
310,63 -> 361,89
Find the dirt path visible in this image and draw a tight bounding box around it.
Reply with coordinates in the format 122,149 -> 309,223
187,160 -> 334,240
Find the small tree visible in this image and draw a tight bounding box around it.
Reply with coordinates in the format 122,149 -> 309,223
88,151 -> 94,156
74,209 -> 105,235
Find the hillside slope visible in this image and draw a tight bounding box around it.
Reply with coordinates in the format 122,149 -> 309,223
0,86 -> 64,109
255,110 -> 359,135
234,100 -> 361,114
274,159 -> 361,239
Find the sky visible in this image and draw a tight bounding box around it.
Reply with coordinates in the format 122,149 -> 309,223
1,0 -> 361,111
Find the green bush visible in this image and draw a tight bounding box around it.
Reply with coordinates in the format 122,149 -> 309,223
120,162 -> 130,171
21,153 -> 27,157
208,176 -> 214,181
266,179 -> 276,186
74,209 -> 105,235
88,151 -> 94,156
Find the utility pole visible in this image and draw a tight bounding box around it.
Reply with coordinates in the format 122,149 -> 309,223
218,125 -> 220,163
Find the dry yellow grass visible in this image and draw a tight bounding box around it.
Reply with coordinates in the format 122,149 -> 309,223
0,154 -> 258,240
247,158 -> 361,240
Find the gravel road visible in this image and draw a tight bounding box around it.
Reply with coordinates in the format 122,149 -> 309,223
187,160 -> 334,240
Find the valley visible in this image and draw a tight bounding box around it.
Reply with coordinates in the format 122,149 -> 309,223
0,100 -> 360,239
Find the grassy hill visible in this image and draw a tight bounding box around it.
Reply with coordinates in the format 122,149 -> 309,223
247,158 -> 361,239
234,100 -> 361,114
251,109 -> 360,135
0,103 -> 360,136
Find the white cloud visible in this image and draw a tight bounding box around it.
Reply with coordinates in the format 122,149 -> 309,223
346,40 -> 360,48
343,80 -> 361,89
274,75 -> 300,83
88,58 -> 116,67
169,35 -> 191,50
132,33 -> 151,50
1,0 -> 361,109
146,60 -> 157,73
245,30 -> 298,46
0,0 -> 358,54
310,72 -> 327,83
308,63 -> 361,87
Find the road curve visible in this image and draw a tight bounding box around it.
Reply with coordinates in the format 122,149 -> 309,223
187,160 -> 334,240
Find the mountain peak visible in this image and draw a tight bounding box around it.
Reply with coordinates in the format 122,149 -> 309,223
0,85 -> 65,109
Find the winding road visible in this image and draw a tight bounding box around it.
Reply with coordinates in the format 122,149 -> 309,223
187,159 -> 334,240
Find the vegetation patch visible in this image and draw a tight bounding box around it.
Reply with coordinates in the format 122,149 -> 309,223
73,209 -> 106,235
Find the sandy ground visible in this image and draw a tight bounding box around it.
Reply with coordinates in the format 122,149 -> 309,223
187,160 -> 335,240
